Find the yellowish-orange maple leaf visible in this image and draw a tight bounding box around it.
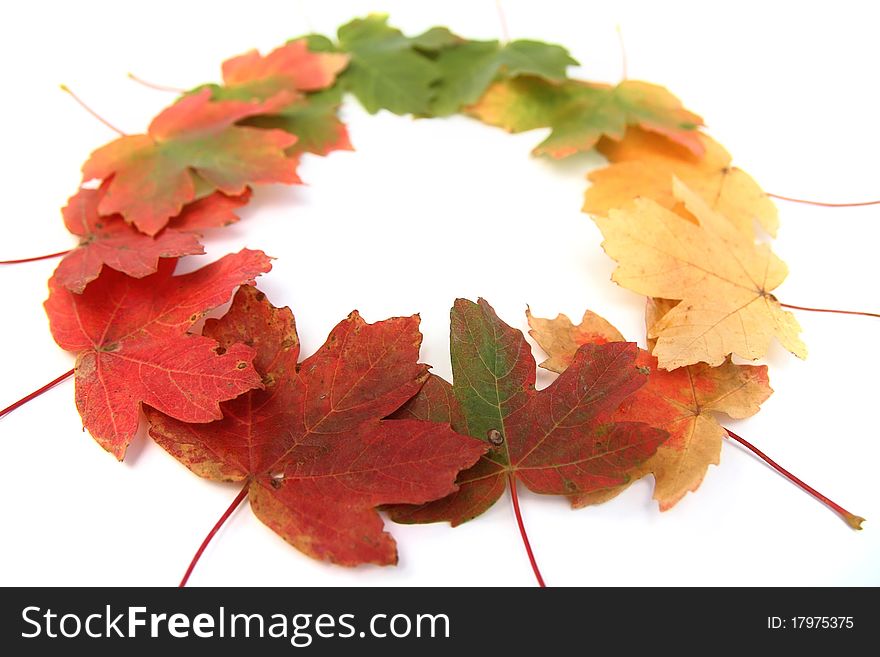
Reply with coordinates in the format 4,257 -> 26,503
583,127 -> 778,238
594,179 -> 806,369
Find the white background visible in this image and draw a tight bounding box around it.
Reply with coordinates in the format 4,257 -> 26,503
1,0 -> 878,587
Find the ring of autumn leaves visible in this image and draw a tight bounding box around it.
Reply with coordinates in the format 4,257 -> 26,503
6,15 -> 867,583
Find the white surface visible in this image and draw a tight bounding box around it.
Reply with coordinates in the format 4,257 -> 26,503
1,0 -> 878,587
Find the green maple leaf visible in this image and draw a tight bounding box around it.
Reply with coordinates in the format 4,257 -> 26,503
430,39 -> 578,116
303,16 -> 578,118
408,26 -> 461,51
469,75 -> 705,158
330,15 -> 449,115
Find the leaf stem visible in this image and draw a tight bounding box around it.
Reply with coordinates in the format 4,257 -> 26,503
779,302 -> 879,319
127,72 -> 185,94
724,427 -> 864,530
0,369 -> 75,420
494,0 -> 510,43
60,84 -> 126,136
767,192 -> 880,207
0,249 -> 70,265
508,473 -> 546,587
616,25 -> 628,81
179,483 -> 249,587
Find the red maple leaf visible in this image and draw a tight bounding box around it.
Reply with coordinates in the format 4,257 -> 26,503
527,299 -> 773,510
55,183 -> 251,293
146,286 -> 486,566
44,249 -> 272,459
162,187 -> 251,232
81,89 -> 299,236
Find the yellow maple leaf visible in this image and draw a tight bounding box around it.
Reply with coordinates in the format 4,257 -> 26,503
594,179 -> 807,369
583,127 -> 778,238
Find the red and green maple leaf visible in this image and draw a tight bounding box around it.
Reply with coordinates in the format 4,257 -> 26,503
217,39 -> 349,105
44,249 -> 272,459
239,87 -> 353,157
146,286 -> 486,566
387,298 -> 668,526
55,182 -> 250,293
199,39 -> 353,157
81,89 -> 300,236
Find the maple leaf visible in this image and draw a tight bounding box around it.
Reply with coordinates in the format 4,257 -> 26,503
594,179 -> 807,369
305,17 -> 577,119
44,249 -> 272,459
55,183 -> 250,293
145,286 -> 486,566
528,298 -> 773,509
406,26 -> 462,51
240,87 -> 353,156
167,187 -> 251,232
216,39 -> 349,104
468,76 -> 704,158
430,39 -> 578,116
386,298 -> 667,526
312,15 -> 450,115
524,307 -> 625,373
197,40 -> 352,157
81,89 -> 299,236
584,127 -> 778,238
